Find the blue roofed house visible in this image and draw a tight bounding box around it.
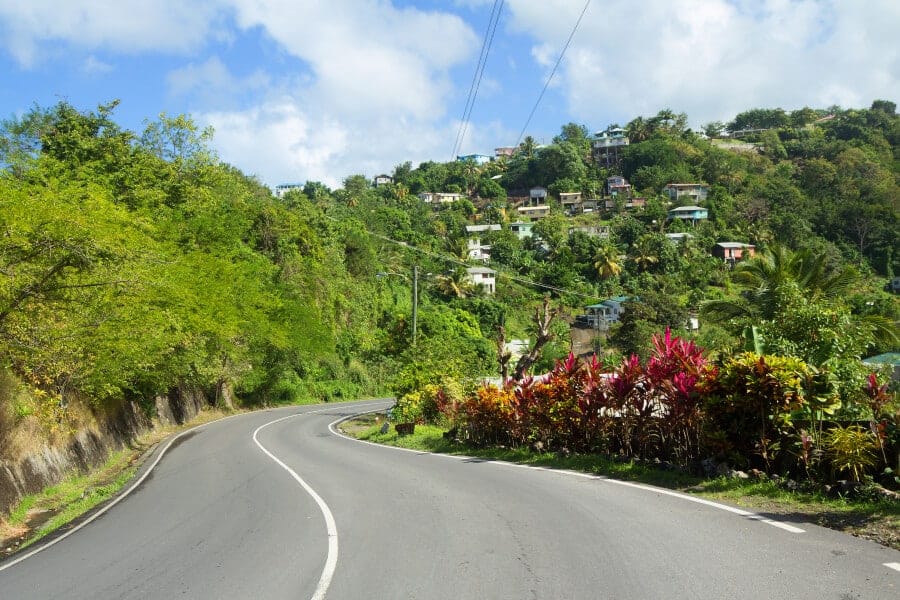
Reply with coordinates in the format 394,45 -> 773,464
667,205 -> 709,224
581,296 -> 633,330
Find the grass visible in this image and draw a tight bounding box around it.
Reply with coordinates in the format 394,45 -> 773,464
347,414 -> 900,550
0,406 -> 243,557
1,448 -> 138,552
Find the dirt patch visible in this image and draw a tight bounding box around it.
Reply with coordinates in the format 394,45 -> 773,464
336,412 -> 381,437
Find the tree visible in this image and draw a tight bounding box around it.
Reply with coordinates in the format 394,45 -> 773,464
592,242 -> 622,280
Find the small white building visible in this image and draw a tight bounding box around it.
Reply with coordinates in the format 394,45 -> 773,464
466,267 -> 496,294
467,238 -> 491,263
274,183 -> 304,198
418,192 -> 466,204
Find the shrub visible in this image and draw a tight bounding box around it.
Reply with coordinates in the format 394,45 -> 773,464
702,352 -> 812,472
825,425 -> 877,482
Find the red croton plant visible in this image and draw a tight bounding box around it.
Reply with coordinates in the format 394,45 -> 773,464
454,329 -> 714,464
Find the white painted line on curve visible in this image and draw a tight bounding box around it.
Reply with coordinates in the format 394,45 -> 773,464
885,562 -> 900,573
329,409 -> 806,535
253,415 -> 339,600
0,400 -> 386,576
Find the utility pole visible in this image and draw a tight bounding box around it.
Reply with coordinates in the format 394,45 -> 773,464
412,265 -> 418,346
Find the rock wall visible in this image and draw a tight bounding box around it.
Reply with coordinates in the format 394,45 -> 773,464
0,385 -> 210,518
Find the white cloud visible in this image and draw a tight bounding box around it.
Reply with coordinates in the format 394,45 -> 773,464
503,0 -> 900,127
201,0 -> 486,186
0,0 -> 223,67
81,55 -> 112,75
167,56 -> 270,108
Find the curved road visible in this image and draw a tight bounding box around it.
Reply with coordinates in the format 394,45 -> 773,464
1,399 -> 898,599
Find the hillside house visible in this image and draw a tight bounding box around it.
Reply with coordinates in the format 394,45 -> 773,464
509,221 -> 534,240
373,174 -> 393,187
466,267 -> 496,294
418,192 -> 465,205
713,242 -> 755,265
569,225 -> 610,239
457,154 -> 492,165
581,199 -> 599,213
665,232 -> 694,242
667,205 -> 708,223
607,176 -> 633,198
495,146 -> 517,158
517,205 -> 551,219
592,127 -> 629,168
529,187 -> 548,206
559,192 -> 582,214
664,183 -> 709,203
467,238 -> 491,263
581,296 -> 632,330
465,224 -> 502,235
274,183 -> 304,198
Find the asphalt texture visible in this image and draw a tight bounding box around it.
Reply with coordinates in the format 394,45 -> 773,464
1,399 -> 898,599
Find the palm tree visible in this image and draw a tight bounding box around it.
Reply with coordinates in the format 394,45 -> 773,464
630,235 -> 660,273
434,268 -> 475,299
519,135 -> 537,159
702,245 -> 857,322
702,245 -> 896,351
625,116 -> 651,143
593,242 -> 622,280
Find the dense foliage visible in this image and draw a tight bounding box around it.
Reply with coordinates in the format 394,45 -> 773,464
1,98 -> 897,475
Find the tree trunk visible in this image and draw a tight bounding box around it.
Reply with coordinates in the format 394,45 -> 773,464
513,296 -> 560,380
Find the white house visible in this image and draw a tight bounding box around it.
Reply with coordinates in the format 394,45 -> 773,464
582,296 -> 632,329
418,192 -> 466,204
467,238 -> 491,263
466,267 -> 496,294
274,183 -> 304,198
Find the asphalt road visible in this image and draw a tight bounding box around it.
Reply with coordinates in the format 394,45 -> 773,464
1,399 -> 899,599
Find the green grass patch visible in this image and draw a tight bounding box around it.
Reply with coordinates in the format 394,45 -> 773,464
4,448 -> 139,551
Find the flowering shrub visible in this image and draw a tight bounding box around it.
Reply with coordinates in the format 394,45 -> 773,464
438,334 -> 896,483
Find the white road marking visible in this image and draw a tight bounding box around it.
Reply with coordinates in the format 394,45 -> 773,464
885,562 -> 900,573
329,409 -> 806,535
252,401 -> 389,600
253,415 -> 339,600
0,401 -> 387,580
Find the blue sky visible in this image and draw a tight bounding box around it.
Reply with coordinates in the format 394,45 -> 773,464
1,0 -> 898,188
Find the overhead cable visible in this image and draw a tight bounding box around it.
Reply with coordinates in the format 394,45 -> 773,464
514,0 -> 591,148
325,213 -> 601,301
451,0 -> 504,160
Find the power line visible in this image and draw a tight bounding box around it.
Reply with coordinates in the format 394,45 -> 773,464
451,0 -> 504,160
514,0 -> 591,149
324,213 -> 602,301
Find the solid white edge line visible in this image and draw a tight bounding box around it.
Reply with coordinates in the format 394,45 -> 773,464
885,562 -> 900,573
0,409 -> 242,573
0,400 -> 387,577
328,408 -> 807,535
